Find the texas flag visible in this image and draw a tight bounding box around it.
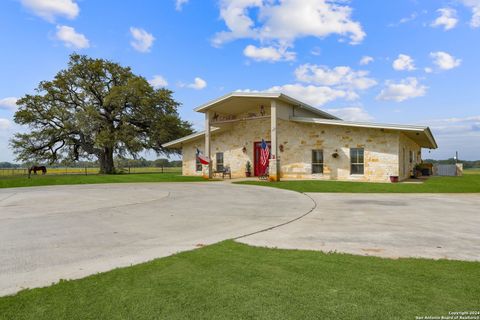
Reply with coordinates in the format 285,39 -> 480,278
196,148 -> 210,165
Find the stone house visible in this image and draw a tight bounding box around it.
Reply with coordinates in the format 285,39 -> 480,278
163,92 -> 438,182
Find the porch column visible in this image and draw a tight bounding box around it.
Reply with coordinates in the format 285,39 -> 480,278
269,100 -> 280,181
205,110 -> 212,179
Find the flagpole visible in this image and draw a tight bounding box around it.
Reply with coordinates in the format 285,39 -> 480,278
205,110 -> 212,179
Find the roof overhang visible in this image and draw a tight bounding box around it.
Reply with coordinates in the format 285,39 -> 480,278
194,92 -> 340,120
291,117 -> 438,149
162,127 -> 221,149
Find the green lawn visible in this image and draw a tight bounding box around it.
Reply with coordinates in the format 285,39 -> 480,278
0,241 -> 478,320
0,172 -> 204,189
464,168 -> 480,175
236,174 -> 480,193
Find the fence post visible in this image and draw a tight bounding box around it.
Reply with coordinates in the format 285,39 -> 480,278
128,166 -> 131,174
85,166 -> 87,176
162,165 -> 164,173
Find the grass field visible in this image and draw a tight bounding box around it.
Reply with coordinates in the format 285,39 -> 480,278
0,172 -> 204,189
0,166 -> 181,176
0,241 -> 478,320
464,168 -> 480,175
236,174 -> 480,193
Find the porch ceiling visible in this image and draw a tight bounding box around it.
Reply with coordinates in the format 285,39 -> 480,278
207,97 -> 273,115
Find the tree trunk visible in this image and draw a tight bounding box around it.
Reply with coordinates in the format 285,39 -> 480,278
99,147 -> 115,174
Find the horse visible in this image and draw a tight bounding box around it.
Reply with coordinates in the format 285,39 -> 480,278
28,165 -> 47,178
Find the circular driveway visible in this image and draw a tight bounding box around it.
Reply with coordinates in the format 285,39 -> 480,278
0,183 -> 314,296
239,193 -> 480,262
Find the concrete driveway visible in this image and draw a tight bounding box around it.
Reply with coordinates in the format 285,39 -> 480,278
0,183 -> 314,296
239,193 -> 480,261
2,184 -> 479,296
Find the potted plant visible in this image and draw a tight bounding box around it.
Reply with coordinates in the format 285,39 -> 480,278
414,164 -> 422,178
389,175 -> 399,183
245,161 -> 252,177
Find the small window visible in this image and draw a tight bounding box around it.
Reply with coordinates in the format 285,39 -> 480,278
409,150 -> 413,163
216,152 -> 224,171
350,148 -> 364,175
312,150 -> 324,174
195,157 -> 202,172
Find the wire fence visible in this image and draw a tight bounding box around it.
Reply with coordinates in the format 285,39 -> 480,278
0,166 -> 182,177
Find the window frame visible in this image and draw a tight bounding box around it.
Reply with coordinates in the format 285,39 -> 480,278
350,148 -> 365,175
216,152 -> 224,172
195,156 -> 202,172
311,149 -> 324,174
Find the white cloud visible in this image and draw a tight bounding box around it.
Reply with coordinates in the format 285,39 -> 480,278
377,77 -> 427,102
243,44 -> 295,62
458,0 -> 480,28
20,0 -> 79,22
326,107 -> 373,122
265,84 -> 358,107
130,27 -> 155,53
310,47 -> 322,56
388,12 -> 419,27
212,0 -> 365,60
392,54 -> 416,71
175,0 -> 189,11
431,8 -> 458,30
424,67 -> 433,74
55,25 -> 89,49
181,77 -> 207,90
359,56 -> 374,66
294,64 -> 377,90
0,118 -> 11,130
430,51 -> 461,70
149,75 -> 168,88
0,97 -> 18,111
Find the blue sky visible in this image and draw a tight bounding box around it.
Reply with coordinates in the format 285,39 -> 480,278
1,0 -> 480,161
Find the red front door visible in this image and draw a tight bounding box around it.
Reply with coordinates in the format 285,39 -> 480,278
253,141 -> 271,176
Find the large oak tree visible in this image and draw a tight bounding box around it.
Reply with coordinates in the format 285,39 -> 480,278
11,54 -> 192,174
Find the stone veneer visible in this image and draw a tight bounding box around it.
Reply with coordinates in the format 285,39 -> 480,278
182,118 -> 422,182
277,119 -> 400,182
182,117 -> 270,178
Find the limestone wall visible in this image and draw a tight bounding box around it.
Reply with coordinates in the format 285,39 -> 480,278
181,117 -> 419,183
277,119 -> 400,182
398,133 -> 422,180
182,117 -> 271,178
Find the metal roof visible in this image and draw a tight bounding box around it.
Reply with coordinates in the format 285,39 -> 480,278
161,128 -> 221,148
291,117 -> 438,149
193,92 -> 340,120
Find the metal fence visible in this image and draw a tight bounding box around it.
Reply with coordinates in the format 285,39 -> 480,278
434,164 -> 463,176
0,166 -> 181,177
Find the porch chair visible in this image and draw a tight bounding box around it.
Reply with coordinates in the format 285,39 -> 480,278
222,166 -> 231,179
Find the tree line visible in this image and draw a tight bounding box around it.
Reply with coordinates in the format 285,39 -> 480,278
423,158 -> 480,169
0,158 -> 182,169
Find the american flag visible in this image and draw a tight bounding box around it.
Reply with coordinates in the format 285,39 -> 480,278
196,148 -> 210,165
260,139 -> 270,167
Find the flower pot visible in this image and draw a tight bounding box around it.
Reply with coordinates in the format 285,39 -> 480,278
390,176 -> 399,183
245,172 -> 251,177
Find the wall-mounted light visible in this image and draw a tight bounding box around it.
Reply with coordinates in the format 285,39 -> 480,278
279,144 -> 284,152
332,149 -> 339,158
242,146 -> 247,153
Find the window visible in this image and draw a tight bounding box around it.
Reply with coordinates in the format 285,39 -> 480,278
195,157 -> 202,172
409,150 -> 413,163
216,152 -> 224,172
312,150 -> 324,174
350,148 -> 364,175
